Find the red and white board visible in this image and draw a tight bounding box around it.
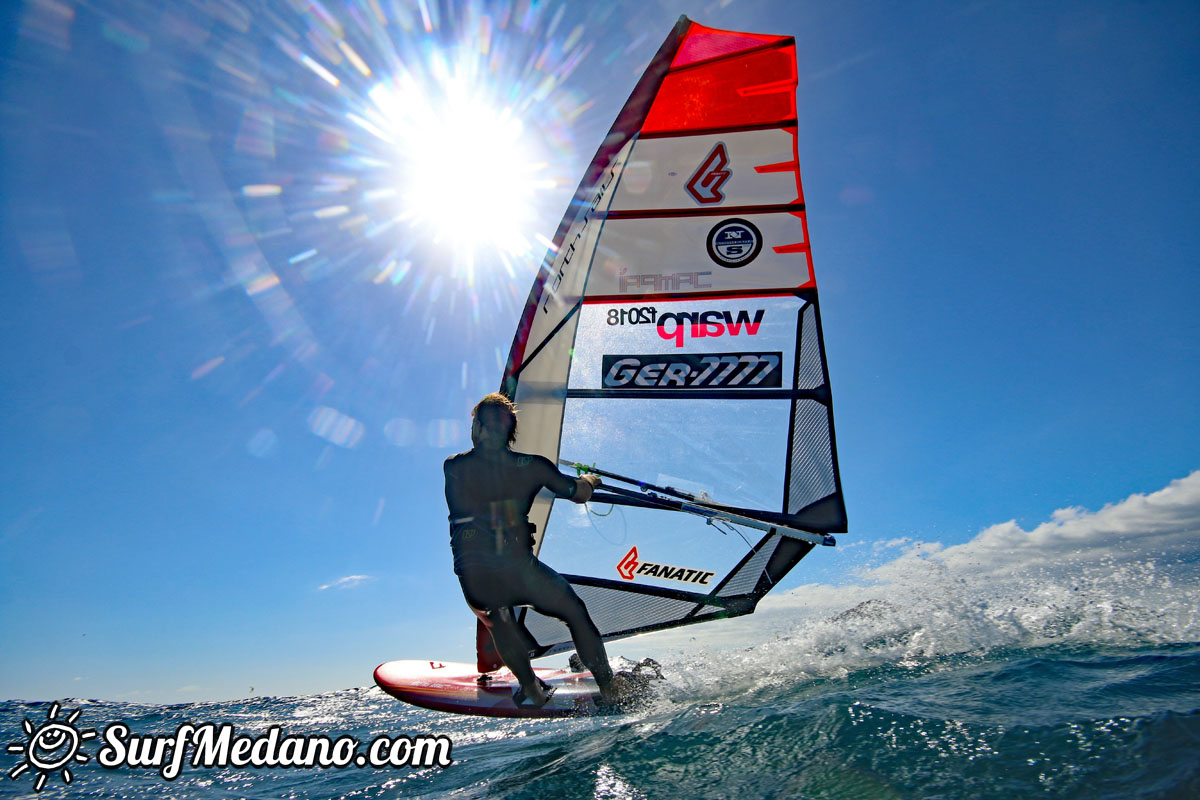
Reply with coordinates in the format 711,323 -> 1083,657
374,660 -> 603,718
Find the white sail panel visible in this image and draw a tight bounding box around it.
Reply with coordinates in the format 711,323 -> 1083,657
566,295 -> 801,395
610,128 -> 802,212
585,212 -> 812,299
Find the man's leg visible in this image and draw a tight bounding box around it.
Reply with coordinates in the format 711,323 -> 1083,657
518,560 -> 614,691
470,606 -> 549,704
460,572 -> 550,705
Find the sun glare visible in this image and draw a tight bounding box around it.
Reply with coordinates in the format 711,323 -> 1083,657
369,72 -> 552,265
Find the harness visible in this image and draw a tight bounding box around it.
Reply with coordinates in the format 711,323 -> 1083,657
449,517 -> 537,575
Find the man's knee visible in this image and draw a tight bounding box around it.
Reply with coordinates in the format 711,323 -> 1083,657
553,594 -> 594,628
470,605 -> 498,629
474,606 -> 518,629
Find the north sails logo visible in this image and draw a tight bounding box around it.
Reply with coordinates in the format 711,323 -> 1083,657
616,546 -> 716,586
685,142 -> 731,205
706,218 -> 763,268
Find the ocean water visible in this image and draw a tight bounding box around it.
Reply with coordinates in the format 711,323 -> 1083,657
4,560 -> 1198,799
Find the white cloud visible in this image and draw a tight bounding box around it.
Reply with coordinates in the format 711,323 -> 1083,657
317,574 -> 375,591
868,470 -> 1200,581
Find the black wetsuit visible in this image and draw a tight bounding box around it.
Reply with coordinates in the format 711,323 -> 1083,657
443,448 -> 613,690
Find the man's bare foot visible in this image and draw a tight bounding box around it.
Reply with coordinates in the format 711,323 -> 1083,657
599,670 -> 647,707
513,679 -> 554,707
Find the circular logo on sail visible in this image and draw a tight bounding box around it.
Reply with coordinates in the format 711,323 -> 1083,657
706,218 -> 762,268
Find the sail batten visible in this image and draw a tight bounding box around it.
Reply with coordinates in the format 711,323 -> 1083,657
484,17 -> 846,670
606,202 -> 806,220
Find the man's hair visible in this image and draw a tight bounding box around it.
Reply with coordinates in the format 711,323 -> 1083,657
472,392 -> 518,445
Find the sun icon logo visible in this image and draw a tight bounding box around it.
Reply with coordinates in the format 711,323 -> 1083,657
6,702 -> 98,792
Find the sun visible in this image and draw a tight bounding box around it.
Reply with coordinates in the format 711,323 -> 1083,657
367,66 -> 555,271
6,702 -> 97,792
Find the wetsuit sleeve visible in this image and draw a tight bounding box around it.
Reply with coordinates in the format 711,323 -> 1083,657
443,457 -> 467,517
534,456 -> 578,499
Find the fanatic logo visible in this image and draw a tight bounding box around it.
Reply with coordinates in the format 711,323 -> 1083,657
617,546 -> 639,580
616,546 -> 715,586
685,142 -> 731,205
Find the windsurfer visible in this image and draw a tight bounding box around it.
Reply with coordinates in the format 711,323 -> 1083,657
444,393 -> 633,707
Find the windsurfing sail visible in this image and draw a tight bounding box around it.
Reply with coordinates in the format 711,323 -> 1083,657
483,16 -> 847,671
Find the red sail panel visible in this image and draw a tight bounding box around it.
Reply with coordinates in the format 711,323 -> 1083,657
670,22 -> 788,68
642,45 -> 797,135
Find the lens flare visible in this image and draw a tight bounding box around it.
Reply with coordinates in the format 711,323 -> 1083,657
12,0 -> 661,447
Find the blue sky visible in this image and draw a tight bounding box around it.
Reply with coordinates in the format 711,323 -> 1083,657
1,0 -> 1197,702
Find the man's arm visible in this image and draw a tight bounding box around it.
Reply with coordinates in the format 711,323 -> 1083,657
537,457 -> 601,503
444,457 -> 467,517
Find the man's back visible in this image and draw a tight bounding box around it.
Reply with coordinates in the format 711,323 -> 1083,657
444,449 -> 573,530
